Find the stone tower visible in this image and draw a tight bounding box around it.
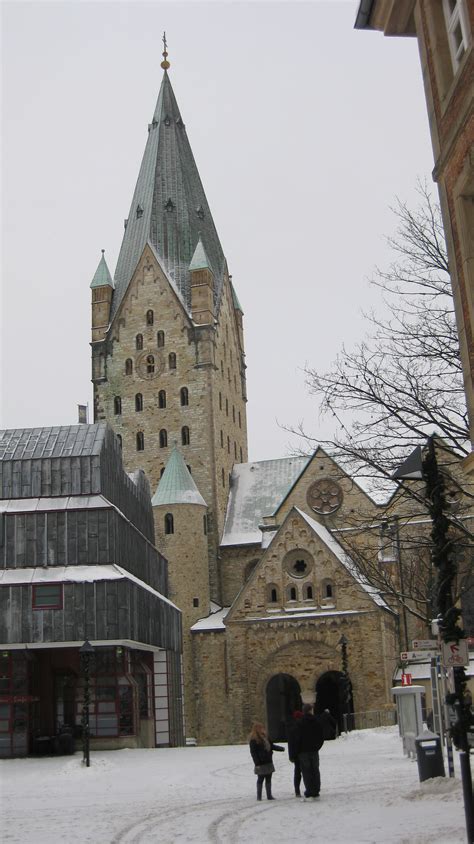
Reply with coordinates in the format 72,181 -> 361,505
90,61 -> 248,611
151,444 -> 209,736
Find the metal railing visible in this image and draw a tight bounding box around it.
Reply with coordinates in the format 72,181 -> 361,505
342,709 -> 397,732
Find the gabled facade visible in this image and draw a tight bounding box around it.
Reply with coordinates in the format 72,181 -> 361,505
0,424 -> 184,757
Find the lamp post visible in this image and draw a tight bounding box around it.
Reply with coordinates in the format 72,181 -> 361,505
79,640 -> 95,768
338,634 -> 351,732
394,437 -> 473,842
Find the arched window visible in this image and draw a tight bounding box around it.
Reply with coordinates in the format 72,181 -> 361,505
116,434 -> 122,449
181,426 -> 190,445
227,436 -> 230,454
157,330 -> 165,348
146,355 -> 155,374
221,467 -> 225,487
136,334 -> 143,350
146,309 -> 154,326
267,584 -> 279,604
125,358 -> 133,375
240,447 -> 243,462
159,429 -> 168,448
234,442 -> 237,458
232,406 -> 235,423
225,398 -> 229,416
324,582 -> 334,599
219,392 -> 222,410
238,411 -> 241,428
135,393 -> 143,412
180,387 -> 189,406
114,396 -> 122,415
304,583 -> 313,601
287,585 -> 297,602
164,513 -> 174,535
220,430 -> 224,448
168,352 -> 176,370
158,390 -> 166,409
136,432 -> 144,451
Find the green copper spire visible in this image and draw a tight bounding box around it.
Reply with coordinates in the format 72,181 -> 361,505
90,250 -> 114,289
189,236 -> 212,272
151,444 -> 207,506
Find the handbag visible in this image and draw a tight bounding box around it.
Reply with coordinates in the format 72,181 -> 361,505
254,762 -> 275,775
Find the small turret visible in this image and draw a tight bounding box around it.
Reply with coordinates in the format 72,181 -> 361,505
189,237 -> 214,325
90,250 -> 114,342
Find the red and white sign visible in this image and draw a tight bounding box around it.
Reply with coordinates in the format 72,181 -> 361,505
441,640 -> 469,667
401,673 -> 412,686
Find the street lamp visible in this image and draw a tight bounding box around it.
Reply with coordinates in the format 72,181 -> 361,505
338,634 -> 352,732
79,640 -> 95,768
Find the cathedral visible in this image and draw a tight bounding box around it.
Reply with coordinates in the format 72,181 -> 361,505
89,49 -> 471,745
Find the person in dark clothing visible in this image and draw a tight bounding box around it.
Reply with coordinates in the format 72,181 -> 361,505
294,703 -> 324,800
248,721 -> 284,801
287,710 -> 304,796
317,708 -> 338,740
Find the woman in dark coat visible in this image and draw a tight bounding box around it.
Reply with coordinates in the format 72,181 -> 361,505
248,722 -> 284,801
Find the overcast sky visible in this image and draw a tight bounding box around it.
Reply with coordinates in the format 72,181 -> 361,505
1,0 -> 435,462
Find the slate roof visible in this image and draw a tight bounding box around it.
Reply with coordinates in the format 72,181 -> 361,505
111,71 -> 226,322
221,456 -> 310,546
151,444 -> 207,507
0,424 -> 107,461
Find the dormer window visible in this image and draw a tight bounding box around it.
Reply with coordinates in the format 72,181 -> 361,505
164,115 -> 171,127
165,198 -> 174,213
136,204 -> 144,219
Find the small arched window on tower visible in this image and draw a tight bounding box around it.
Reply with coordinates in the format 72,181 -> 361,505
159,429 -> 168,448
303,583 -> 314,601
114,396 -> 122,415
267,584 -> 279,605
322,580 -> 335,603
146,355 -> 155,374
125,358 -> 133,375
136,432 -> 144,451
158,390 -> 166,409
164,513 -> 174,535
181,426 -> 190,445
157,330 -> 165,348
180,387 -> 189,406
116,434 -> 122,449
146,309 -> 154,326
135,393 -> 143,412
136,334 -> 143,351
168,352 -> 176,370
287,585 -> 297,602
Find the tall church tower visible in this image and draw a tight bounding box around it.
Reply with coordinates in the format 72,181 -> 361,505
90,43 -> 248,607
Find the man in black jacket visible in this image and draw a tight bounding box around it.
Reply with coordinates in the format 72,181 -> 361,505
294,703 -> 324,800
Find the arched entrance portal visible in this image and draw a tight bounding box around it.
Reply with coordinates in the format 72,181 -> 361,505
315,670 -> 354,733
266,674 -> 302,741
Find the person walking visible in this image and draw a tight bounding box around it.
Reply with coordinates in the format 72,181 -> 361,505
287,710 -> 304,797
294,703 -> 324,800
248,722 -> 284,801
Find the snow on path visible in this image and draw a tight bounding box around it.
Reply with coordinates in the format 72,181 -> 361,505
0,727 -> 466,844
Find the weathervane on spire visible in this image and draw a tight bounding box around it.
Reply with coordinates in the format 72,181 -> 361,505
161,32 -> 170,70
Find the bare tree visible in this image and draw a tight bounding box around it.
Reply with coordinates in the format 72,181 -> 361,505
288,183 -> 473,637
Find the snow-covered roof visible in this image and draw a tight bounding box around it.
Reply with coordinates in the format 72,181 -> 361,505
0,495 -> 109,513
0,565 -> 179,610
191,603 -> 229,631
296,508 -> 390,611
221,455 -> 309,546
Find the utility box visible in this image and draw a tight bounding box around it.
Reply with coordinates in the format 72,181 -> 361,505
415,731 -> 445,782
392,685 -> 425,757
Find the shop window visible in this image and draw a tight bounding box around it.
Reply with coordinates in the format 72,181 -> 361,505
181,426 -> 190,445
114,396 -> 122,415
159,429 -> 168,448
168,353 -> 176,370
158,390 -> 166,409
157,330 -> 165,348
125,358 -> 133,375
76,648 -> 136,738
165,513 -> 174,534
180,387 -> 189,406
135,393 -> 143,412
146,309 -> 154,326
136,334 -> 143,350
32,583 -> 63,609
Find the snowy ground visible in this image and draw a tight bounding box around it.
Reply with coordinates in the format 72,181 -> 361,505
0,727 -> 467,844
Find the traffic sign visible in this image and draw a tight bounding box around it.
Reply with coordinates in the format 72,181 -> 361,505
441,640 -> 469,667
412,639 -> 438,650
401,650 -> 438,661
